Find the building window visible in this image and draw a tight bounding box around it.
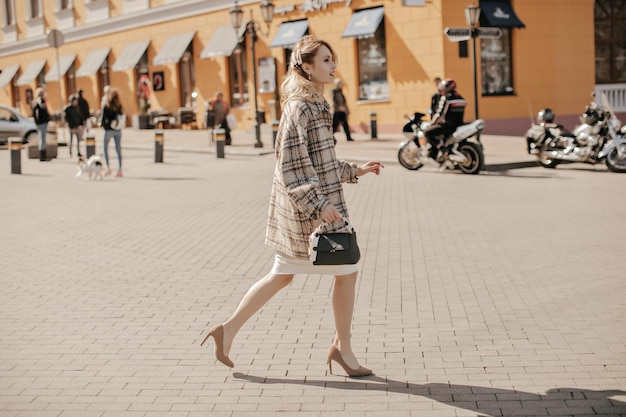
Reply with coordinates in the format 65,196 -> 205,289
59,0 -> 70,10
356,21 -> 388,101
134,52 -> 148,110
480,29 -> 514,95
29,0 -> 41,18
229,44 -> 249,107
11,78 -> 20,108
98,57 -> 110,106
595,0 -> 626,83
3,0 -> 14,26
64,63 -> 76,98
36,68 -> 45,87
179,48 -> 196,108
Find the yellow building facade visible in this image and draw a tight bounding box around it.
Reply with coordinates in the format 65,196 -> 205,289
0,0 -> 598,136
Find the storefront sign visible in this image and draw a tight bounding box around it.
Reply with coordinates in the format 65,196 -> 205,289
258,57 -> 277,94
402,0 -> 426,6
273,0 -> 351,16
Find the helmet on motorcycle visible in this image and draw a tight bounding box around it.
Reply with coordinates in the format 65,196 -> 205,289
438,78 -> 457,95
537,108 -> 555,124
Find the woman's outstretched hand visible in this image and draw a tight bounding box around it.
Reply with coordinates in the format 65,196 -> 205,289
356,161 -> 384,177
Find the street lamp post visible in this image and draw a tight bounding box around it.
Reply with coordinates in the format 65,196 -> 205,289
465,4 -> 481,121
230,0 -> 274,148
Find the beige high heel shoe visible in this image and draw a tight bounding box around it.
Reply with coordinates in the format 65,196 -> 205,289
327,344 -> 372,377
200,324 -> 234,368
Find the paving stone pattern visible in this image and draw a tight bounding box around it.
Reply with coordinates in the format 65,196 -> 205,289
0,130 -> 625,417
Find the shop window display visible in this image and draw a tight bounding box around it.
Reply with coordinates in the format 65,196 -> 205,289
595,0 -> 626,83
480,29 -> 514,96
357,22 -> 388,101
229,45 -> 249,106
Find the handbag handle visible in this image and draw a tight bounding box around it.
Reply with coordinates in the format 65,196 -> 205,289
314,216 -> 355,235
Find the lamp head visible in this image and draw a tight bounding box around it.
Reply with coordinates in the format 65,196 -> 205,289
230,1 -> 244,32
260,0 -> 275,24
465,5 -> 481,27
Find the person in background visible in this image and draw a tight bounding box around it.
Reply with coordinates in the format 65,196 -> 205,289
77,89 -> 91,131
208,92 -> 232,145
423,78 -> 467,161
200,36 -> 384,377
32,87 -> 51,162
332,78 -> 353,141
429,76 -> 442,120
101,88 -> 124,177
64,95 -> 84,157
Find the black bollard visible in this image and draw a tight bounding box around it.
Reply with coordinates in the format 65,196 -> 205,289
85,134 -> 96,158
215,128 -> 225,158
10,137 -> 21,175
370,112 -> 378,140
155,129 -> 164,163
272,121 -> 279,149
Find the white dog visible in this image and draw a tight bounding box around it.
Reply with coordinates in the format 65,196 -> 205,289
76,155 -> 104,180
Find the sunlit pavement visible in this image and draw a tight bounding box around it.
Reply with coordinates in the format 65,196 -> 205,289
1,128 -> 625,417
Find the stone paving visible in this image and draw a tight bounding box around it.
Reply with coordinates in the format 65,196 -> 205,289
0,127 -> 625,417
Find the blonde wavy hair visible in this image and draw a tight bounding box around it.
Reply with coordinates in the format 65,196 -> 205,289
280,35 -> 337,109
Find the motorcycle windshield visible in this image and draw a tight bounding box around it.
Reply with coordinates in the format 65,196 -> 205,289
601,92 -> 616,118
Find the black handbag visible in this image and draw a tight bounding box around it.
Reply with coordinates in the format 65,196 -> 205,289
309,217 -> 361,265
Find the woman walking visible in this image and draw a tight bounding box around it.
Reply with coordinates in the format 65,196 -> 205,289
32,87 -> 51,161
101,88 -> 124,177
200,36 -> 384,377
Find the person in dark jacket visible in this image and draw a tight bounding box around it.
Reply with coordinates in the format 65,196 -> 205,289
77,89 -> 91,130
64,95 -> 84,157
332,78 -> 353,141
423,78 -> 467,160
429,76 -> 442,120
32,87 -> 51,161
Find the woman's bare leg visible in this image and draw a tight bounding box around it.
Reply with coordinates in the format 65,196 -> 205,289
221,273 -> 294,356
331,271 -> 362,369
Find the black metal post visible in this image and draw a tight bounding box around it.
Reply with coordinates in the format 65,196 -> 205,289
215,128 -> 226,158
249,22 -> 263,148
10,137 -> 21,175
471,29 -> 479,121
370,112 -> 378,139
272,120 -> 279,149
155,129 -> 164,163
85,133 -> 96,158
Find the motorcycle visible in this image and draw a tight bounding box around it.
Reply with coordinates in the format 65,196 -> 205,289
397,112 -> 485,174
525,93 -> 626,173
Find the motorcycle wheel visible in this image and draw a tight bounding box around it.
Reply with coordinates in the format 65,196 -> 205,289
457,142 -> 484,175
605,147 -> 626,173
397,142 -> 423,170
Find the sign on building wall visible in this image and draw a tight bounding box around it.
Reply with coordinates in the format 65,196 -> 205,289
402,0 -> 426,6
258,57 -> 277,94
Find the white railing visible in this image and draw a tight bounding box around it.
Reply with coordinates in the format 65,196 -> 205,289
595,83 -> 626,112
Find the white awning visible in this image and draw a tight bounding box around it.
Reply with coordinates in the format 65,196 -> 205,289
15,60 -> 46,86
112,40 -> 150,72
270,20 -> 309,48
342,7 -> 384,39
153,31 -> 195,66
200,25 -> 239,59
44,54 -> 77,82
0,64 -> 20,88
76,48 -> 111,77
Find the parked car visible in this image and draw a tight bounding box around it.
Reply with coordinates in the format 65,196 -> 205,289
0,104 -> 38,145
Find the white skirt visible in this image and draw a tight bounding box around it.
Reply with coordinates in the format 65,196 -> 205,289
270,252 -> 358,276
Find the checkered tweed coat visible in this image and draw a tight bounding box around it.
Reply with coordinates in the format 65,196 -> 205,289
265,97 -> 358,260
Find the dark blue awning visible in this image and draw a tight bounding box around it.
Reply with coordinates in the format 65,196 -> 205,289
270,20 -> 308,48
479,0 -> 525,29
342,7 -> 384,39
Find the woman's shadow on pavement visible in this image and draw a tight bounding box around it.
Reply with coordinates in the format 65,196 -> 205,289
233,373 -> 626,416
